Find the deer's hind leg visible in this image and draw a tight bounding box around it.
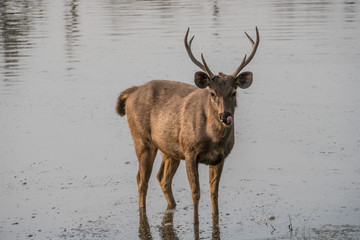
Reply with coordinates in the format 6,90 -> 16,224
156,152 -> 180,210
135,141 -> 158,210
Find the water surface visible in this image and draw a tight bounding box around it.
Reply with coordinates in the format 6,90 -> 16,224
1,0 -> 360,239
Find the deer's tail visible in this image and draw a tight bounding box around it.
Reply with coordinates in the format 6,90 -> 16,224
116,86 -> 138,116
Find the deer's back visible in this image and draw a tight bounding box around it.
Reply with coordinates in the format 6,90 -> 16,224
124,80 -> 197,158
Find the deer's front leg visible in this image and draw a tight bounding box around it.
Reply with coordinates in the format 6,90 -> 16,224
185,158 -> 200,224
209,161 -> 224,216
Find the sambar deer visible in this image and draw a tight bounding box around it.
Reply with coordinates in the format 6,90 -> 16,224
116,27 -> 259,224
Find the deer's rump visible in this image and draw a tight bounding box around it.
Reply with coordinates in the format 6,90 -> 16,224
118,80 -> 199,159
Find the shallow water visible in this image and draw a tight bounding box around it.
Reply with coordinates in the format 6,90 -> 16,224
1,0 -> 360,239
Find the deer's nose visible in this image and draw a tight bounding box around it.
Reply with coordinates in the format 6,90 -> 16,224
219,112 -> 233,125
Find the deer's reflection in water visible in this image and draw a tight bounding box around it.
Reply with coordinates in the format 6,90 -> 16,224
158,210 -> 179,240
139,208 -> 153,240
138,208 -> 221,240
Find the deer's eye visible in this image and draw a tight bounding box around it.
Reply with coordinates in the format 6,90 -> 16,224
210,92 -> 216,97
232,92 -> 237,97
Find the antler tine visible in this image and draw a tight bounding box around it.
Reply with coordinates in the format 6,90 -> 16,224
184,28 -> 214,78
236,54 -> 247,74
201,54 -> 215,78
184,28 -> 205,72
244,31 -> 254,45
232,26 -> 260,77
242,26 -> 259,68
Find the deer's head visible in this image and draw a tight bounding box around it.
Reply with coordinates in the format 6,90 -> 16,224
184,27 -> 260,126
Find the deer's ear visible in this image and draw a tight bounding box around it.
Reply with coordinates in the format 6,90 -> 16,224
234,71 -> 253,89
194,71 -> 210,88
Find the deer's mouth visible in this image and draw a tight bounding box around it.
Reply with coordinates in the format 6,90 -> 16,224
219,113 -> 233,126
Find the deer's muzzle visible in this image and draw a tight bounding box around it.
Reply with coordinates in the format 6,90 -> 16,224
219,112 -> 233,125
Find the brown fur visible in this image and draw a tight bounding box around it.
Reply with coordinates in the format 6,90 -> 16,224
116,86 -> 138,116
116,73 -> 253,223
116,26 -> 259,224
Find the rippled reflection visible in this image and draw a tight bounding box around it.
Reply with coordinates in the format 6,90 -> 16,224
0,1 -> 43,84
138,208 -> 221,240
64,0 -> 80,72
138,208 -> 152,240
138,209 -> 181,240
1,0 -> 359,89
344,1 -> 357,23
158,210 -> 179,240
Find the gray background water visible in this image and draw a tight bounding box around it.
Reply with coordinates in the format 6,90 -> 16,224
1,0 -> 360,239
